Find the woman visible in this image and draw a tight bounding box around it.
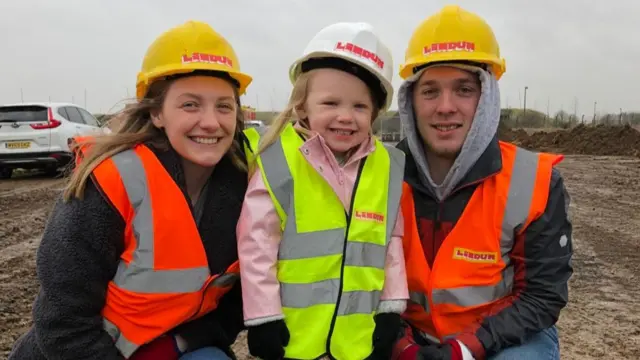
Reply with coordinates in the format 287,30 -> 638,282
9,20 -> 253,360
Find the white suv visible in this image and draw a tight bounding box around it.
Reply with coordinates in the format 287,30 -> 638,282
0,102 -> 108,179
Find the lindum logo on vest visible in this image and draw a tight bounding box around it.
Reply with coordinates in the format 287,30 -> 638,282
354,210 -> 385,223
452,247 -> 498,264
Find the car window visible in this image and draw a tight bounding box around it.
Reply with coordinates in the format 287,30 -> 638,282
0,105 -> 48,122
78,108 -> 99,127
64,106 -> 85,124
57,107 -> 70,120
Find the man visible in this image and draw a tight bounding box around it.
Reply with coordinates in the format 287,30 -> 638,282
392,5 -> 573,360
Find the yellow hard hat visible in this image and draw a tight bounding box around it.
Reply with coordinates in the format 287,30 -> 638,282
136,20 -> 252,99
399,5 -> 506,80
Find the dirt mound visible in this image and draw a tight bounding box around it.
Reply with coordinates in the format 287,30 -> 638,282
499,124 -> 640,157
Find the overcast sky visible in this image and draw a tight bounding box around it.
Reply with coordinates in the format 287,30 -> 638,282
1,0 -> 638,117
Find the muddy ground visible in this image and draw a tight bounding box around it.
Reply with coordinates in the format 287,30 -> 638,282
1,127 -> 640,359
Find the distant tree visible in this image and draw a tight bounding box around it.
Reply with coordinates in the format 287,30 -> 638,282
595,111 -> 640,125
373,112 -> 401,134
500,108 -> 547,128
551,110 -> 574,129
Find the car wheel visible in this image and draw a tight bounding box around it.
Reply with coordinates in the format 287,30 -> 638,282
44,167 -> 60,177
0,167 -> 13,179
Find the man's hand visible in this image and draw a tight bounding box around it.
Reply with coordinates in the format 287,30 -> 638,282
128,335 -> 181,360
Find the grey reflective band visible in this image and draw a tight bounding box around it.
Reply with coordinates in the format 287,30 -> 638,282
108,149 -> 212,294
410,266 -> 514,310
212,272 -> 240,287
410,147 -> 540,310
281,279 -> 382,316
258,134 -> 404,315
431,265 -> 514,307
104,318 -> 138,358
410,291 -> 431,313
258,135 -> 293,221
499,147 -> 539,263
112,261 -> 210,294
345,241 -> 387,269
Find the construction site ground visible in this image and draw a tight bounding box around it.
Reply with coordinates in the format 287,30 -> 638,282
1,124 -> 640,359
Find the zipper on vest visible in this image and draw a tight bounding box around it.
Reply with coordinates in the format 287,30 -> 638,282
325,159 -> 366,358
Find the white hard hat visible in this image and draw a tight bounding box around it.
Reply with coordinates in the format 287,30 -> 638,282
289,22 -> 394,111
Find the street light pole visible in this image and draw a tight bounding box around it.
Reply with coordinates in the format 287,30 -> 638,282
522,86 -> 528,126
619,108 -> 623,125
546,96 -> 550,126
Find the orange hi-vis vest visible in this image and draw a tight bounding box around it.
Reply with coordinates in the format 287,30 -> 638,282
75,140 -> 240,358
400,141 -> 563,344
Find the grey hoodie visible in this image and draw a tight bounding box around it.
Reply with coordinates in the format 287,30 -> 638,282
397,64 -> 501,201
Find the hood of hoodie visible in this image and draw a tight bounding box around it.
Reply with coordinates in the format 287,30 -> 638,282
398,63 -> 501,201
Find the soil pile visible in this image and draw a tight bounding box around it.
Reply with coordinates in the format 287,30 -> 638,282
498,124 -> 640,157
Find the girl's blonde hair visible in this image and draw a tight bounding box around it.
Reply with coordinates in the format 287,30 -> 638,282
63,75 -> 247,202
254,73 -> 312,160
252,69 -> 382,175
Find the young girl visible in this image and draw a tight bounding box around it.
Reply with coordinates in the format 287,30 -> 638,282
9,21 -> 252,360
237,22 -> 408,360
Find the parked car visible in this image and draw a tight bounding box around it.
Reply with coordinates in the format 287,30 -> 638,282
0,102 -> 108,179
244,120 -> 265,129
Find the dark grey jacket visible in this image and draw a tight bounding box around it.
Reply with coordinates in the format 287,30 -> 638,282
9,142 -> 248,360
398,136 -> 574,359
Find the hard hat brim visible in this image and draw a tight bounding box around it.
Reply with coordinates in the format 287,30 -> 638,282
399,51 -> 505,81
289,51 -> 394,111
136,62 -> 253,100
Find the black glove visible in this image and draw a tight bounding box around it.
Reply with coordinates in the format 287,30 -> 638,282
365,313 -> 403,360
247,319 -> 290,360
417,340 -> 463,360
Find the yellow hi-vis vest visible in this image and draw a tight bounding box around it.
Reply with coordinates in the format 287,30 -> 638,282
244,123 -> 405,360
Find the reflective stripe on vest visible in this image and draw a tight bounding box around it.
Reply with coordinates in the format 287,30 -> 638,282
109,149 -> 210,291
90,144 -> 240,358
103,271 -> 240,357
249,123 -> 405,360
243,126 -> 263,166
403,142 -> 561,341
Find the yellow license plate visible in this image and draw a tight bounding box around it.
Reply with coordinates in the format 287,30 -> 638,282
6,141 -> 31,149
